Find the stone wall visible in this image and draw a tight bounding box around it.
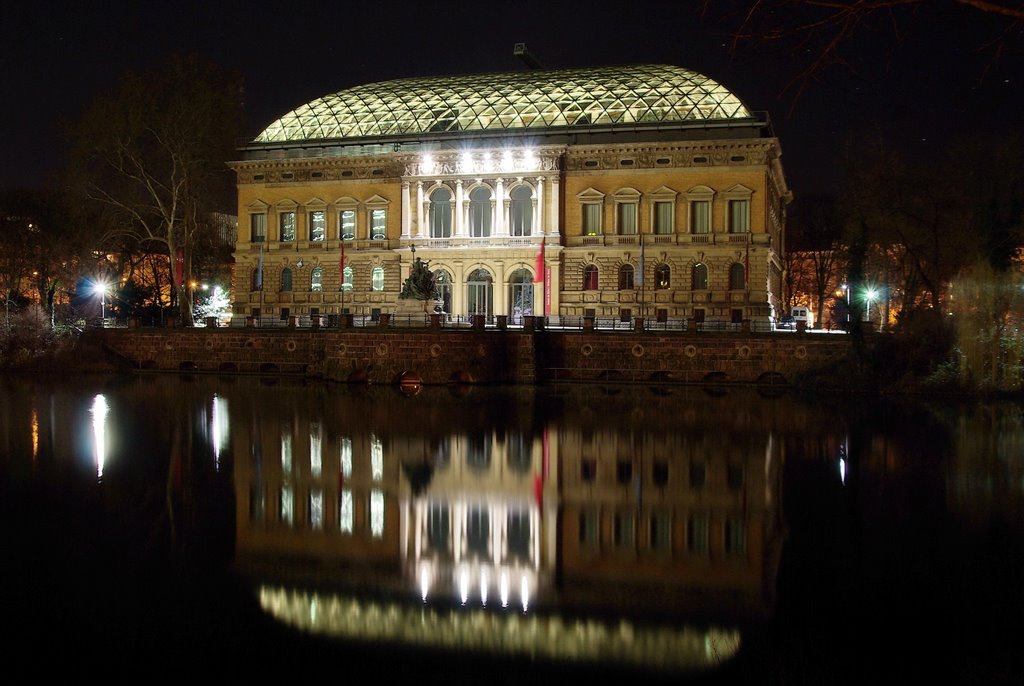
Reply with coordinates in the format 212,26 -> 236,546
92,326 -> 852,387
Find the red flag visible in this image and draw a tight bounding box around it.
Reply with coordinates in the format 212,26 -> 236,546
534,238 -> 545,283
339,242 -> 346,282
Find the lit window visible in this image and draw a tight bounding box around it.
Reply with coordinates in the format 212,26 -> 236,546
582,203 -> 601,236
250,214 -> 266,242
510,185 -> 533,236
310,266 -> 323,292
370,208 -> 387,240
308,489 -> 323,530
279,211 -> 295,242
429,187 -> 452,238
583,264 -> 599,290
655,263 -> 671,289
618,264 -> 634,290
339,437 -> 352,478
690,200 -> 710,234
691,263 -> 708,290
339,489 -> 353,533
342,266 -> 353,291
469,186 -> 492,237
310,210 -> 326,241
729,263 -> 746,290
339,209 -> 356,240
371,434 -> 383,481
371,266 -> 384,291
617,202 -> 637,235
309,422 -> 321,477
281,268 -> 293,292
729,199 -> 749,233
654,201 -> 674,234
280,487 -> 294,527
370,489 -> 384,539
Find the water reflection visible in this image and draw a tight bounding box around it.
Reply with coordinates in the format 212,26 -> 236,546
222,381 -> 788,673
3,376 -> 1021,679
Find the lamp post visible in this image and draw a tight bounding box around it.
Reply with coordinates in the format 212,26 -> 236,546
865,288 -> 878,325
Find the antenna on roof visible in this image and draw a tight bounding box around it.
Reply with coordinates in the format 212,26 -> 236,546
513,43 -> 544,70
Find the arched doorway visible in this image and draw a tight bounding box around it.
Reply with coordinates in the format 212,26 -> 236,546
466,268 -> 492,316
508,268 -> 533,322
433,268 -> 453,314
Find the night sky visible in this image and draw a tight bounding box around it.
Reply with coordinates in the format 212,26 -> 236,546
2,1 -> 1021,199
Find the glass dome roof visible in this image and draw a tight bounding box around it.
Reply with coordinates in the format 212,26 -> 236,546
255,64 -> 752,143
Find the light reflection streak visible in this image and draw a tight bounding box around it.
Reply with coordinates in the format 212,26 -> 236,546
259,585 -> 742,672
211,394 -> 228,469
91,394 -> 109,479
31,405 -> 38,460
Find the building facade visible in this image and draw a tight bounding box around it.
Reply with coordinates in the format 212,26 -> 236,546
230,64 -> 790,325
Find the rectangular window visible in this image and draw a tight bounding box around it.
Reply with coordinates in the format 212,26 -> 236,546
729,199 -> 749,233
339,209 -> 356,240
370,489 -> 384,539
308,489 -> 323,530
370,208 -> 387,240
310,210 -> 326,241
279,211 -> 296,242
690,201 -> 710,234
614,511 -> 634,549
338,488 -> 353,534
650,512 -> 671,551
250,214 -> 266,242
579,510 -> 599,547
654,202 -> 673,234
617,203 -> 637,235
687,514 -> 708,554
582,203 -> 601,236
725,518 -> 746,556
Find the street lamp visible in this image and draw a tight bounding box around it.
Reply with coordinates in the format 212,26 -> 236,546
865,288 -> 878,323
93,280 -> 111,324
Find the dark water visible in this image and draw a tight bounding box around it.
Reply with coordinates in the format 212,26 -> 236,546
1,374 -> 1022,683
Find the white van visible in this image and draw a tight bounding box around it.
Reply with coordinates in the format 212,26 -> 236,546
791,307 -> 814,329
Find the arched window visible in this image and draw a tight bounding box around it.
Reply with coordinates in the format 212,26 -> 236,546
341,266 -> 353,291
281,268 -> 293,292
618,264 -> 635,290
510,185 -> 533,236
371,266 -> 384,292
508,268 -> 533,320
429,187 -> 452,238
310,267 -> 323,292
655,263 -> 671,289
433,269 -> 452,313
466,268 -> 492,316
469,186 -> 492,237
729,262 -> 746,290
691,263 -> 708,290
583,264 -> 599,291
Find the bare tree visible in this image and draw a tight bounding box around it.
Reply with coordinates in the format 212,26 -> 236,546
66,54 -> 242,326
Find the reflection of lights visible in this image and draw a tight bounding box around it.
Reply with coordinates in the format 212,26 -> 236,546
211,394 -> 228,469
420,565 -> 430,602
459,568 -> 470,605
31,406 -> 39,460
480,569 -> 488,606
520,573 -> 530,613
91,394 -> 109,479
500,570 -> 510,608
839,457 -> 846,484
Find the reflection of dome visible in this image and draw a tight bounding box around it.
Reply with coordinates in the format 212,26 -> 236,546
256,65 -> 753,143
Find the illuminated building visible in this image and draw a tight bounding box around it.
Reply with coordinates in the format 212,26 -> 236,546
230,64 -> 790,325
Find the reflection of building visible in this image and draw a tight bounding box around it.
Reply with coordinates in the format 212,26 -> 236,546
232,386 -> 783,636
231,64 -> 790,325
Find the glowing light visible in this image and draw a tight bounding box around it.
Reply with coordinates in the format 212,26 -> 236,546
500,570 -> 510,608
520,573 -> 530,613
459,568 -> 470,605
31,406 -> 38,460
420,565 -> 431,602
480,569 -> 488,606
211,394 -> 228,469
839,457 -> 846,484
91,394 -> 109,479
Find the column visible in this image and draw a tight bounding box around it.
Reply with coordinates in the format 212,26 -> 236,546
455,180 -> 466,237
547,175 -> 559,237
416,182 -> 424,239
535,176 -> 544,237
495,177 -> 506,236
401,181 -> 411,239
494,261 -> 506,315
